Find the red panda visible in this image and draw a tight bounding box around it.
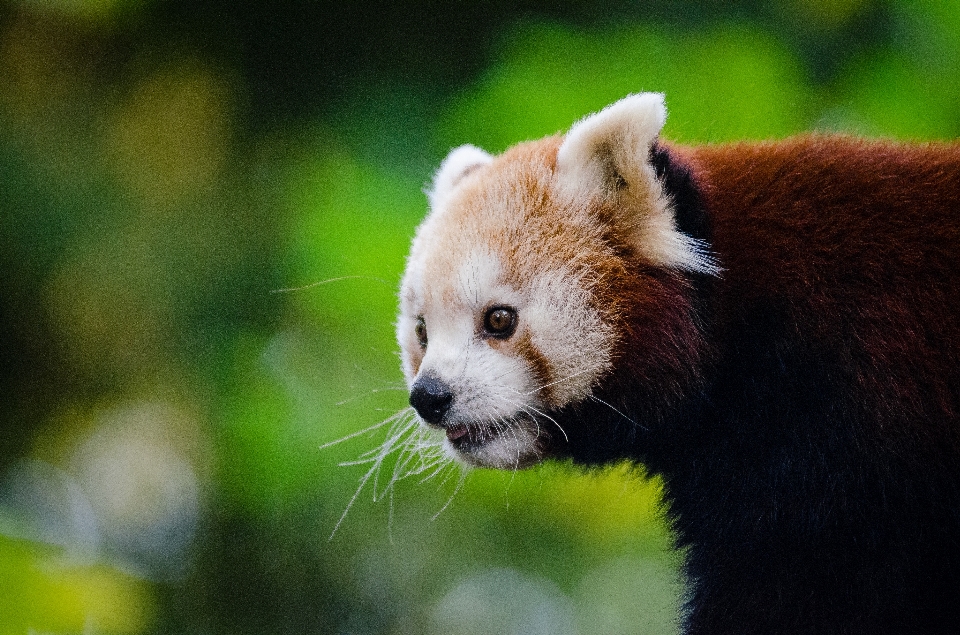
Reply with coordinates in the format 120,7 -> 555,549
397,93 -> 960,634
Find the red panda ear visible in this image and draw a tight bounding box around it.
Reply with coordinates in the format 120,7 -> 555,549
556,92 -> 666,196
556,93 -> 718,275
428,144 -> 492,210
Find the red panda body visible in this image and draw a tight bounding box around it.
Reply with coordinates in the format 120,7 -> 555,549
628,137 -> 960,634
398,95 -> 960,634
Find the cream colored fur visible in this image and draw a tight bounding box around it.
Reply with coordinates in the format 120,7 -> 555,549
427,144 -> 493,211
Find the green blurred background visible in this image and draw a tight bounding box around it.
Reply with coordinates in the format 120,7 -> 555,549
0,0 -> 957,633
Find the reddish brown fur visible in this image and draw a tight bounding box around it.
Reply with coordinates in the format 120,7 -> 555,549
678,136 -> 960,437
512,331 -> 555,405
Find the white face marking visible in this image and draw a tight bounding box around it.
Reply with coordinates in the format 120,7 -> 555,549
399,177 -> 616,469
401,248 -> 546,469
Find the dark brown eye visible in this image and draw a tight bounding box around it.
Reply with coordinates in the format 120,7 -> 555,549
415,317 -> 428,348
483,306 -> 517,338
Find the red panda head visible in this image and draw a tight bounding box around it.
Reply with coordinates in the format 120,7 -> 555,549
398,93 -> 715,469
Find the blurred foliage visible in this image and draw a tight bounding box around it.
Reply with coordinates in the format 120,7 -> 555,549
0,0 -> 958,633
0,536 -> 154,635
439,23 -> 813,147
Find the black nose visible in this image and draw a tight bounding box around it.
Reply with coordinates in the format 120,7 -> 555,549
409,375 -> 454,425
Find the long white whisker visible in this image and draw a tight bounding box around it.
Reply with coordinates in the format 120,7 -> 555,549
271,275 -> 393,294
319,408 -> 413,450
589,395 -> 641,427
328,395 -> 470,538
523,368 -> 595,395
379,416 -> 433,496
417,458 -> 452,484
334,385 -> 408,407
508,417 -> 522,469
435,461 -> 463,489
432,468 -> 467,520
493,393 -> 570,445
329,459 -> 379,539
371,420 -> 420,500
523,405 -> 568,443
490,364 -> 524,384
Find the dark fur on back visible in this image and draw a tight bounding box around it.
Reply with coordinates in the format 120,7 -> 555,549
553,137 -> 960,634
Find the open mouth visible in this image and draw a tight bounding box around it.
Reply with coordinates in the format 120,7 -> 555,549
440,416 -> 547,469
445,423 -> 471,442
444,421 -> 506,452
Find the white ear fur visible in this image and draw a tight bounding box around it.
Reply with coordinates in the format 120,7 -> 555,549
428,144 -> 493,209
556,93 -> 718,275
556,92 -> 666,196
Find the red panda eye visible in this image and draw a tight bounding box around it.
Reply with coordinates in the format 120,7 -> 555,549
415,317 -> 428,348
483,306 -> 517,338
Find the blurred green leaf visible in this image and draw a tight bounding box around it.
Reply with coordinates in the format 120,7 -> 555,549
0,536 -> 154,635
439,22 -> 814,150
839,50 -> 960,139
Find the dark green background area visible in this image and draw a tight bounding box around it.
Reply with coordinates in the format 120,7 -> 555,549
0,1 -> 957,633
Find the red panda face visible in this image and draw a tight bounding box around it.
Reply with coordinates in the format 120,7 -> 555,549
397,94 -> 715,469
